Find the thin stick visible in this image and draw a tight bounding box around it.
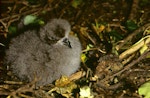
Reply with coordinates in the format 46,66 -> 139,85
100,50 -> 150,83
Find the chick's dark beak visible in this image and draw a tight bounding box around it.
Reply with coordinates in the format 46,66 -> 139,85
63,38 -> 72,48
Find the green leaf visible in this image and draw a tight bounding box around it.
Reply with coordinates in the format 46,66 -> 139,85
126,20 -> 138,31
23,15 -> 37,25
38,20 -> 45,25
79,86 -> 94,98
140,44 -> 148,55
8,26 -> 17,34
109,30 -> 123,40
138,81 -> 150,98
71,0 -> 83,8
81,53 -> 87,63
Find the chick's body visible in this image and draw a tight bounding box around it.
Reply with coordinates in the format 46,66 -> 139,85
5,19 -> 81,86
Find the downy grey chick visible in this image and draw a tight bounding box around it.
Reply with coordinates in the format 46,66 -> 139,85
5,19 -> 81,86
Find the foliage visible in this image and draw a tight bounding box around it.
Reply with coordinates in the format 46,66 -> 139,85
24,15 -> 44,25
126,20 -> 138,31
79,86 -> 94,98
138,81 -> 150,98
71,0 -> 83,8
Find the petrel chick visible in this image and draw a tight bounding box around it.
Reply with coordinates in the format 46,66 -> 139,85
5,19 -> 81,86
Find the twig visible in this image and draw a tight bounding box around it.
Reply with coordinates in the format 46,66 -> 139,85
128,0 -> 139,21
82,47 -> 106,54
119,35 -> 150,59
4,81 -> 23,85
0,7 -> 42,22
100,50 -> 150,83
59,1 -> 72,18
96,82 -> 123,90
116,23 -> 150,50
7,78 -> 38,98
0,4 -> 52,34
1,0 -> 28,4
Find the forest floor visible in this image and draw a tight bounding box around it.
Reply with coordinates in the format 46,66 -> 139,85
0,0 -> 150,98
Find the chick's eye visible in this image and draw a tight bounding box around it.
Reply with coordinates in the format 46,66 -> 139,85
44,36 -> 58,44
